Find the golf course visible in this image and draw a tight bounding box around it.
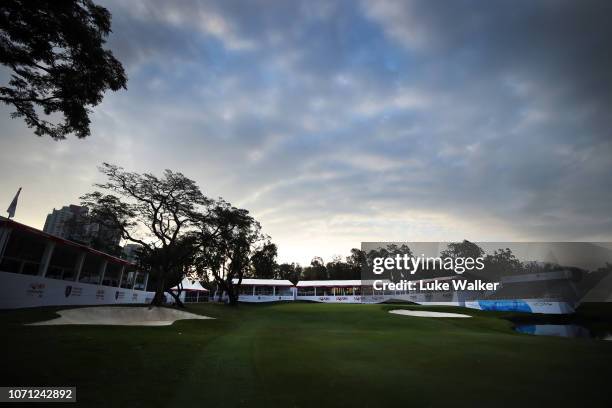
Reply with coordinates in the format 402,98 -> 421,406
2,303 -> 612,407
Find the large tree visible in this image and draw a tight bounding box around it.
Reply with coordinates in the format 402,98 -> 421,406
482,248 -> 523,280
0,0 -> 126,139
441,240 -> 484,259
81,163 -> 210,306
277,262 -> 302,284
302,257 -> 328,280
194,200 -> 265,305
251,242 -> 278,279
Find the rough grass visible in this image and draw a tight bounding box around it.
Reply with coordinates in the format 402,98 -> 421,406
1,302 -> 612,407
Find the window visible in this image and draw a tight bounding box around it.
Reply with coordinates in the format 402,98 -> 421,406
46,245 -> 79,281
0,257 -> 21,274
121,268 -> 137,288
79,254 -> 104,284
184,291 -> 198,302
276,286 -> 292,296
315,287 -> 332,296
101,262 -> 122,287
255,286 -> 273,296
185,291 -> 208,302
297,287 -> 314,296
0,229 -> 46,275
239,285 -> 253,295
362,286 -> 373,296
133,272 -> 147,290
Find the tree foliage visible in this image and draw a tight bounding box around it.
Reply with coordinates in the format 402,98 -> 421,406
193,200 -> 265,305
277,263 -> 302,284
483,248 -> 523,280
0,0 -> 126,139
440,240 -> 484,260
81,163 -> 210,305
251,242 -> 278,279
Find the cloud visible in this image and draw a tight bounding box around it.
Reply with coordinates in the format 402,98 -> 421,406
1,0 -> 611,264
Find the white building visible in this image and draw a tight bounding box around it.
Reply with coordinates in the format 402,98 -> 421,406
214,278 -> 296,302
235,278 -> 296,302
43,205 -> 88,239
295,280 -> 379,303
0,217 -> 153,309
43,204 -> 121,249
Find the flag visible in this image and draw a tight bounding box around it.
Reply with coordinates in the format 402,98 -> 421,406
6,187 -> 21,219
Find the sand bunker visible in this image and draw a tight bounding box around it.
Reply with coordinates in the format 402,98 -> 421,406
28,306 -> 214,326
389,309 -> 472,318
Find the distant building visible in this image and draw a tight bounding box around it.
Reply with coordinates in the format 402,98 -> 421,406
43,205 -> 89,241
43,205 -> 122,254
122,243 -> 143,263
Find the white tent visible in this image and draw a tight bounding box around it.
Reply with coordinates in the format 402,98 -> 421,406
232,278 -> 294,286
167,278 -> 209,304
172,278 -> 209,292
296,280 -> 362,287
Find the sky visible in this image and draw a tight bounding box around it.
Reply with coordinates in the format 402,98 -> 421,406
1,0 -> 611,264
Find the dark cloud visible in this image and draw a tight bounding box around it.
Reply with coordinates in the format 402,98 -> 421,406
1,0 -> 611,263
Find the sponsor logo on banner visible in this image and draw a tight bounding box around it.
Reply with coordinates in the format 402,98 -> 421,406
96,289 -> 105,300
64,286 -> 82,297
115,291 -> 125,300
132,293 -> 138,301
26,283 -> 45,298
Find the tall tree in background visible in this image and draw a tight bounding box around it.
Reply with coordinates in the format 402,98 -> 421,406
365,244 -> 413,280
0,0 -> 126,139
251,242 -> 278,279
302,257 -> 328,280
326,256 -> 356,280
483,248 -> 523,280
277,263 -> 302,284
194,200 -> 265,305
346,248 -> 367,278
80,163 -> 210,305
441,241 -> 484,260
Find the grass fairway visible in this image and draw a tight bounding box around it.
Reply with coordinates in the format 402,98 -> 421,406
2,303 -> 612,407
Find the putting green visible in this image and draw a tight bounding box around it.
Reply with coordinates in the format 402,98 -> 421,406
1,303 -> 611,407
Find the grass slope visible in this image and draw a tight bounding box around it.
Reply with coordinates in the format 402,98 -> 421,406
1,303 -> 611,407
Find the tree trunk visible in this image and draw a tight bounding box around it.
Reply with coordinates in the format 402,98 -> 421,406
150,276 -> 166,306
167,290 -> 185,308
227,286 -> 239,305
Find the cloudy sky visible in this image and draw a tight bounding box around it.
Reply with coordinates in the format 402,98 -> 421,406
1,0 -> 611,264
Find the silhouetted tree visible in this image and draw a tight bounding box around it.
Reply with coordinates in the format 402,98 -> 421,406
277,262 -> 302,284
80,163 -> 210,306
251,241 -> 278,279
365,244 -> 413,280
138,234 -> 199,307
483,248 -> 523,280
346,248 -> 367,271
194,200 -> 264,305
326,256 -> 358,280
302,257 -> 328,280
441,240 -> 484,260
0,0 -> 126,139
